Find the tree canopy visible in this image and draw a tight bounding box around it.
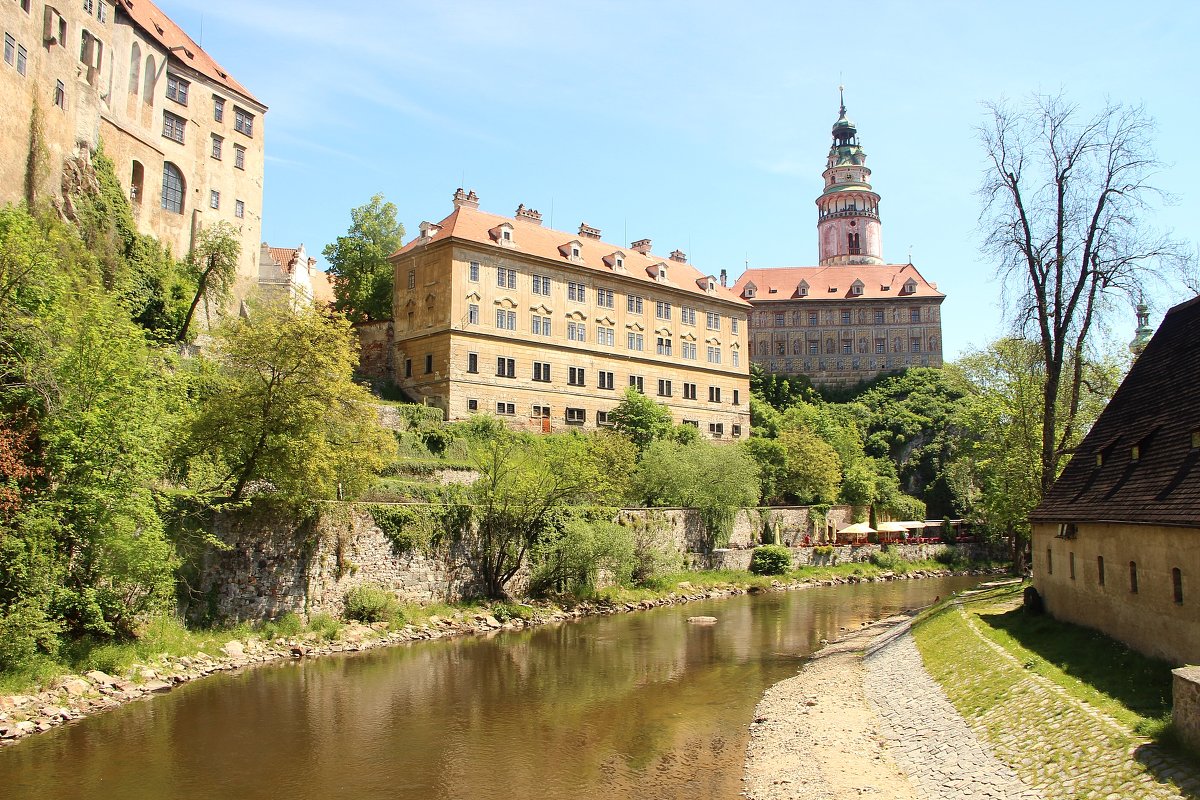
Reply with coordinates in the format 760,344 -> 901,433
322,194 -> 404,323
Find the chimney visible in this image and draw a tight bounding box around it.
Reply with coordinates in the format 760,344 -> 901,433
719,269 -> 727,287
452,188 -> 480,209
631,238 -> 652,255
578,222 -> 601,240
669,249 -> 687,263
515,204 -> 543,225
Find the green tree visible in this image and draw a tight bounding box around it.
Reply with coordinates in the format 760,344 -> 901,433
740,436 -> 787,505
177,221 -> 242,342
323,194 -> 404,323
608,386 -> 673,451
183,300 -> 396,503
778,426 -> 841,504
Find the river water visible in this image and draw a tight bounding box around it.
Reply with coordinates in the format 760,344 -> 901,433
0,577 -> 978,800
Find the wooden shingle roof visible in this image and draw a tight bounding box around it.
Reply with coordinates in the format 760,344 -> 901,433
1031,296 -> 1200,527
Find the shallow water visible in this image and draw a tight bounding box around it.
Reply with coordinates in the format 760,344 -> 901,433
0,577 -> 980,800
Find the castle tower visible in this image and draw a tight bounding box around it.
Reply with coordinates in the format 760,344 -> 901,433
816,89 -> 884,265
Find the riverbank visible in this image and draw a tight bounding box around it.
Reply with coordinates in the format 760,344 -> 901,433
745,580 -> 1200,800
0,564 -> 996,746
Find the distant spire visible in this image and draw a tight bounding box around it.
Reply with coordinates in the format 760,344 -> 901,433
839,84 -> 846,116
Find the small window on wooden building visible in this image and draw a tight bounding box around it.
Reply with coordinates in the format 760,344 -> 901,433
1174,568 -> 1184,605
1046,548 -> 1053,575
1069,552 -> 1076,580
1129,561 -> 1138,594
1097,556 -> 1105,587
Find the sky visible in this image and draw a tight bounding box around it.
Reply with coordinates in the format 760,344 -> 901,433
156,0 -> 1199,360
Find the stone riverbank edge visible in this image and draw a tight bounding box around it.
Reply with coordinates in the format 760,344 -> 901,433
0,567 -> 994,747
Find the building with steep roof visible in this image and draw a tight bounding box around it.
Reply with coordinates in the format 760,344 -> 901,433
1030,296 -> 1200,665
1,0 -> 266,298
731,93 -> 945,388
258,243 -> 332,307
388,189 -> 751,435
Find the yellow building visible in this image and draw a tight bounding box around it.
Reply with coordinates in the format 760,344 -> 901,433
390,190 -> 752,437
1,0 -> 266,300
1030,296 -> 1200,666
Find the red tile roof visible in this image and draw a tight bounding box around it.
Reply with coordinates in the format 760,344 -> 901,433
730,264 -> 944,302
267,246 -> 300,274
396,204 -> 751,308
116,0 -> 262,106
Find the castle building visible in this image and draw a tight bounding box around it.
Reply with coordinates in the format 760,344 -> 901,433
389,190 -> 752,437
0,0 -> 266,297
731,94 -> 944,388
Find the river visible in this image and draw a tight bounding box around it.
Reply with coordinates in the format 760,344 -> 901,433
0,576 -> 979,800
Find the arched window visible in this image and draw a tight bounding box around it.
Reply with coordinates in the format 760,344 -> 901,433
129,42 -> 141,95
130,160 -> 144,204
143,54 -> 156,104
160,162 -> 184,214
848,232 -> 861,255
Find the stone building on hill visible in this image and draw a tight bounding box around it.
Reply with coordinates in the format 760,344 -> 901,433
1,0 -> 266,296
388,189 -> 751,436
1030,296 -> 1200,666
731,94 -> 944,388
258,243 -> 333,307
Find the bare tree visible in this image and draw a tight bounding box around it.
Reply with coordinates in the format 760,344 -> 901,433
978,93 -> 1187,492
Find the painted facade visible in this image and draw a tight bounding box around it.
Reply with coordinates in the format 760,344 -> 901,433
732,94 -> 945,388
389,190 -> 752,437
0,0 -> 265,301
1031,296 -> 1200,666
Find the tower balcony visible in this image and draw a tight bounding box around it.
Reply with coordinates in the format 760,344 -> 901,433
818,207 -> 880,222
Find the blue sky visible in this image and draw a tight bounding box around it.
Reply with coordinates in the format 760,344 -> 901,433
158,0 -> 1198,360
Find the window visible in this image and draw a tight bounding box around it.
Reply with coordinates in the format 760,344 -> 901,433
424,354 -> 433,374
566,408 -> 585,425
1069,552 -> 1075,580
842,340 -> 853,355
732,424 -> 742,438
807,312 -> 817,326
706,311 -> 720,330
568,366 -> 585,386
496,357 -> 515,378
847,232 -> 861,254
682,341 -> 697,360
655,301 -> 672,320
468,304 -> 479,324
1174,568 -> 1184,604
808,340 -> 819,355
733,389 -> 740,406
407,270 -> 416,290
874,310 -> 885,324
567,321 -> 586,342
568,281 -> 586,302
497,267 -> 516,289
774,312 -> 785,326
213,95 -> 224,122
598,371 -> 614,390
501,229 -> 512,242
627,332 -> 644,351
732,350 -> 740,367
496,402 -> 515,416
54,79 -> 66,109
911,337 -> 922,353
1129,561 -> 1138,594
496,309 -> 516,330
533,362 -> 550,382
166,74 -> 189,105
707,346 -> 721,364
597,410 -> 612,426
533,315 -> 552,336
732,317 -> 740,335
4,34 -> 13,66
1046,548 -> 1052,575
234,145 -> 245,170
468,399 -> 478,411
683,383 -> 697,400
468,261 -> 480,282
160,162 -> 184,214
596,288 -> 614,308
235,199 -> 245,219
681,306 -> 696,325
404,359 -> 412,378
708,386 -> 721,403
709,422 -> 724,437
657,337 -> 672,356
1098,556 -> 1105,587
532,274 -> 551,296
83,0 -> 93,14
16,44 -> 26,75
839,311 -> 850,325
683,419 -> 699,428
627,295 -> 643,314
910,307 -> 921,323
657,379 -> 672,397
629,376 -> 644,393
162,111 -> 186,143
234,107 -> 254,136
597,326 -> 615,347
467,353 -> 478,373
97,1 -> 105,22
209,190 -> 220,210
875,338 -> 886,354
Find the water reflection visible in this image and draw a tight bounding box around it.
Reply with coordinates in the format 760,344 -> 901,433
0,577 -> 979,800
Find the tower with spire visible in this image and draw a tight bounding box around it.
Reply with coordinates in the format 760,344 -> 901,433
816,88 -> 884,266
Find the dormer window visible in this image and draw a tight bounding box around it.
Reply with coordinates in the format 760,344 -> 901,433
572,246 -> 580,257
616,256 -> 624,268
605,251 -> 627,272
491,222 -> 515,245
828,286 -> 839,293
902,278 -> 918,295
649,262 -> 668,282
797,280 -> 809,297
850,279 -> 864,296
503,229 -> 512,242
743,282 -> 757,299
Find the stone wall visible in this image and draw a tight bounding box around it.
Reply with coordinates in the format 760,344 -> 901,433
1173,667 -> 1200,756
697,541 -> 973,572
355,321 -> 394,382
617,505 -> 856,552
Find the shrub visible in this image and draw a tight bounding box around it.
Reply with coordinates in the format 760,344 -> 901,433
869,549 -> 905,571
307,612 -> 342,640
342,584 -> 398,623
749,545 -> 792,576
491,602 -> 533,622
261,612 -> 303,639
0,600 -> 62,673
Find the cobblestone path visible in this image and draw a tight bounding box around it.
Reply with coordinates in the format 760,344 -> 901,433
915,602 -> 1200,800
865,630 -> 1042,800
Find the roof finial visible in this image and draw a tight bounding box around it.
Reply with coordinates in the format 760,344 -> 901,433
838,84 -> 846,116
